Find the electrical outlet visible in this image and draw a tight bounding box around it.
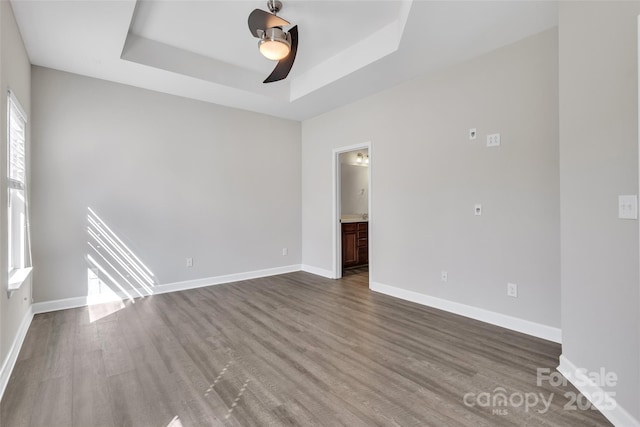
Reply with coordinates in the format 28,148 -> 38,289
441,271 -> 448,282
507,283 -> 518,298
487,133 -> 501,147
469,128 -> 477,140
186,257 -> 193,267
282,247 -> 288,256
618,195 -> 638,219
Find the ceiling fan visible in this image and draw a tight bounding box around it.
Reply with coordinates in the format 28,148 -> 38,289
248,0 -> 298,83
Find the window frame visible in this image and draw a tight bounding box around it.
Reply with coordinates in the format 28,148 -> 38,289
7,89 -> 31,294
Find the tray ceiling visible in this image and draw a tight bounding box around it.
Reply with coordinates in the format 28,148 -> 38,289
11,0 -> 558,120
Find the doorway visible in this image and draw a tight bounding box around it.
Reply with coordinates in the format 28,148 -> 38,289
332,142 -> 372,282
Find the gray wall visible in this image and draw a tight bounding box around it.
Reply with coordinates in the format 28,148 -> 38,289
559,1 -> 640,420
31,67 -> 301,303
302,29 -> 560,327
0,1 -> 32,372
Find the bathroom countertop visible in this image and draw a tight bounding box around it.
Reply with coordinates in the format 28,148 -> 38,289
340,215 -> 368,223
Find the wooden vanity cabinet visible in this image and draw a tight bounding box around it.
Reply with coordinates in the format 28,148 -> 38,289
357,222 -> 368,265
342,221 -> 368,269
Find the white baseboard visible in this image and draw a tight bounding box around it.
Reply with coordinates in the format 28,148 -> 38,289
153,264 -> 302,295
0,306 -> 34,401
34,264 -> 302,314
370,281 -> 562,343
301,264 -> 334,279
558,355 -> 640,427
32,295 -> 92,314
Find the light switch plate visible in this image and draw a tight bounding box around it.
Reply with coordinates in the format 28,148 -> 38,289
469,128 -> 477,140
474,204 -> 482,216
487,133 -> 501,147
618,195 -> 638,219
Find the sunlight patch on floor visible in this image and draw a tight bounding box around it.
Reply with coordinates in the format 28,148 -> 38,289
166,416 -> 183,427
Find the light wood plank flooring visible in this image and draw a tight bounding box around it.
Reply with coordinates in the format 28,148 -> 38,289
1,271 -> 612,426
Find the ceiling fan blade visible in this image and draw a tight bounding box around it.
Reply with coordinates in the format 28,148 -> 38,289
248,9 -> 290,38
263,25 -> 298,83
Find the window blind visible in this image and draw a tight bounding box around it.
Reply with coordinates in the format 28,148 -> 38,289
8,91 -> 27,190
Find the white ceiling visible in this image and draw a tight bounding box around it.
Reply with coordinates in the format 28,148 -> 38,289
11,0 -> 558,121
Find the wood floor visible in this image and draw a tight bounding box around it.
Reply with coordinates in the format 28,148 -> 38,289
1,271 -> 612,426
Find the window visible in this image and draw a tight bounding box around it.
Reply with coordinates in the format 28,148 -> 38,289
8,90 -> 31,291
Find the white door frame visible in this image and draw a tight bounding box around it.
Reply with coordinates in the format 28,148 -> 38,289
332,141 -> 372,280
637,15 -> 640,364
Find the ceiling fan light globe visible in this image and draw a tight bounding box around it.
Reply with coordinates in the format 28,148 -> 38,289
259,27 -> 291,61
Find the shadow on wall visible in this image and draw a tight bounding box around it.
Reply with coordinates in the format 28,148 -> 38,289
85,207 -> 157,321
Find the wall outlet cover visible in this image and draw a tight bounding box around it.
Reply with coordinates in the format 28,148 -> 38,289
487,133 -> 501,147
618,195 -> 638,219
